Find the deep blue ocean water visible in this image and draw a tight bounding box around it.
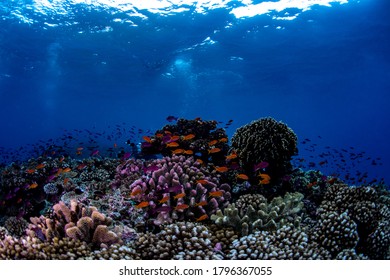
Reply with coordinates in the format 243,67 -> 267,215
0,0 -> 389,184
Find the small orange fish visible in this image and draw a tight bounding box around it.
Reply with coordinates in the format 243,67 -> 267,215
36,163 -> 46,169
307,182 -> 317,188
29,183 -> 38,189
184,150 -> 193,155
196,179 -> 210,185
59,156 -> 65,162
63,178 -> 70,185
113,143 -> 117,148
142,136 -> 153,143
196,159 -> 204,165
170,135 -> 180,141
174,204 -> 189,210
77,163 -> 87,170
214,166 -> 228,173
219,137 -> 228,143
208,140 -> 218,146
195,201 -> 208,207
226,151 -> 237,160
209,191 -> 224,197
182,134 -> 195,141
208,147 -> 221,154
196,214 -> 208,222
258,173 -> 271,180
155,133 -> 164,138
26,169 -> 36,174
237,174 -> 249,180
135,201 -> 149,209
77,147 -> 84,151
259,173 -> 271,185
130,189 -> 142,197
164,130 -> 172,135
159,196 -> 169,204
172,149 -> 185,155
76,151 -> 82,155
62,167 -> 72,173
174,193 -> 186,200
166,142 -> 180,148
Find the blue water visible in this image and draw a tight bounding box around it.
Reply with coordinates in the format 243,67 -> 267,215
0,0 -> 389,184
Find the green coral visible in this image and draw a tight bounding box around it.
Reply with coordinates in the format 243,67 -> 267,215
211,192 -> 304,236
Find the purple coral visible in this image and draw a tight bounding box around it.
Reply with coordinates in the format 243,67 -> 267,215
122,155 -> 230,225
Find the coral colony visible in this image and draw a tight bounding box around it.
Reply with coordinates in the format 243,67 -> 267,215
0,117 -> 388,259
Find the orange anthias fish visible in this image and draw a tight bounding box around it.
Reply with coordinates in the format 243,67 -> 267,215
130,189 -> 142,197
237,174 -> 249,180
26,169 -> 36,174
135,201 -> 149,209
174,193 -> 186,200
195,214 -> 208,222
195,201 -> 208,207
172,149 -> 185,155
208,140 -> 218,146
166,142 -> 180,148
159,196 -> 169,204
196,159 -> 204,165
208,147 -> 221,154
209,191 -> 224,197
182,134 -> 195,141
226,151 -> 237,160
214,166 -> 228,173
175,204 -> 189,210
36,163 -> 46,169
28,182 -> 39,189
170,135 -> 180,142
62,167 -> 72,173
184,150 -> 193,155
219,137 -> 228,143
259,173 -> 271,184
142,136 -> 153,143
196,179 -> 210,185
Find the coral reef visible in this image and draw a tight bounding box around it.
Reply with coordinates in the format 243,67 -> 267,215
228,225 -> 331,260
122,155 -> 231,226
27,200 -> 121,248
0,117 -> 389,260
133,221 -> 224,260
230,117 -> 298,182
140,118 -> 229,166
211,192 -> 304,235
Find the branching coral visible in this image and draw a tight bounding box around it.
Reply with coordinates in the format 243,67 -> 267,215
230,117 -> 297,182
211,192 -> 304,236
27,200 -> 121,248
228,225 -> 331,260
123,155 -> 231,225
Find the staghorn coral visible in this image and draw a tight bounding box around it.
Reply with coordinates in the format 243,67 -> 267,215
124,155 -> 231,225
228,225 -> 331,260
133,221 -> 224,260
27,200 -> 120,248
211,192 -> 304,236
230,117 -> 297,183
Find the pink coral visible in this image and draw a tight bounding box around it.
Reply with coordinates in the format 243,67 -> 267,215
121,155 -> 231,225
